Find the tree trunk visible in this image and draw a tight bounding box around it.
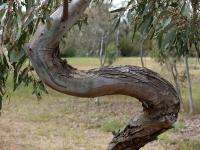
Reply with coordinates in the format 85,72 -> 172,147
167,60 -> 183,104
140,34 -> 145,68
116,30 -> 120,56
99,32 -> 105,67
173,62 -> 181,99
96,32 -> 105,106
184,55 -> 194,114
28,0 -> 180,149
0,96 -> 2,116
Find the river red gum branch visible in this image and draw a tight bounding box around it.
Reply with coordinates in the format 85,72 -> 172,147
28,0 -> 180,149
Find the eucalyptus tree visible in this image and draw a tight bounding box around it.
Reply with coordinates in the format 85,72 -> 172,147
120,0 -> 200,113
0,0 -> 181,149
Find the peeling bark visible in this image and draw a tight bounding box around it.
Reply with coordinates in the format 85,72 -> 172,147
28,0 -> 180,149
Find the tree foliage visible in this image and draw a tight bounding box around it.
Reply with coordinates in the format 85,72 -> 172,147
0,0 -> 59,104
112,0 -> 200,57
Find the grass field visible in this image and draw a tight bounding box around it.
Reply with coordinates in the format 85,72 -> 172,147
0,57 -> 200,150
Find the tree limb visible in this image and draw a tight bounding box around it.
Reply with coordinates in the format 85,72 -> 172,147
28,0 -> 180,149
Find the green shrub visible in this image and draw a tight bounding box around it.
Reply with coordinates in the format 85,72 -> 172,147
159,133 -> 171,141
170,121 -> 185,132
105,43 -> 118,65
177,139 -> 200,150
101,119 -> 122,132
61,48 -> 76,57
158,132 -> 178,145
119,38 -> 140,56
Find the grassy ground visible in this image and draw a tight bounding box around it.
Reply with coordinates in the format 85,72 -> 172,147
0,57 -> 200,150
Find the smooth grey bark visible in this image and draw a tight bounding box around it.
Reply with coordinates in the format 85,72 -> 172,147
166,60 -> 183,104
184,55 -> 194,114
96,32 -> 105,106
116,29 -> 120,56
140,34 -> 145,68
99,32 -> 105,67
173,62 -> 183,104
28,0 -> 180,149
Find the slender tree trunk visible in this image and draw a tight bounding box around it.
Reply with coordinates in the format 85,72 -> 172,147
99,32 -> 105,67
116,30 -> 120,56
96,32 -> 105,106
0,96 -> 2,116
28,0 -> 180,149
167,60 -> 183,109
184,55 -> 194,114
173,62 -> 183,103
140,34 -> 145,68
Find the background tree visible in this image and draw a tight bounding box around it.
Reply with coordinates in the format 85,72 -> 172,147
60,2 -> 115,58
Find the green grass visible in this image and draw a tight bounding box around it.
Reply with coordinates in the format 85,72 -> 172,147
158,132 -> 178,145
177,139 -> 200,150
158,134 -> 200,150
181,79 -> 200,113
101,119 -> 123,132
170,121 -> 185,132
192,80 -> 200,113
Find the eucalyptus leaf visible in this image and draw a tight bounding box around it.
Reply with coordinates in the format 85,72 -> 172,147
181,2 -> 191,18
0,3 -> 7,11
15,10 -> 23,40
162,27 -> 177,50
0,3 -> 7,21
140,14 -> 153,34
9,49 -> 26,63
110,7 -> 126,13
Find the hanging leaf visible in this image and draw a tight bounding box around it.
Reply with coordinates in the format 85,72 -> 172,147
23,13 -> 34,28
110,16 -> 121,33
162,27 -> 177,50
0,3 -> 7,11
110,7 -> 126,13
13,55 -> 27,91
18,67 -> 29,85
32,80 -> 48,100
15,10 -> 23,41
9,48 -> 26,63
0,3 -> 7,21
181,2 -> 191,18
139,14 -> 153,34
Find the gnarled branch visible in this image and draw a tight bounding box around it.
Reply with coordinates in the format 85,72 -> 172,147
28,0 -> 180,149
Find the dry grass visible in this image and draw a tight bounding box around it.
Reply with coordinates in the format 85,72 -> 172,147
0,57 -> 200,150
1,94 -> 139,150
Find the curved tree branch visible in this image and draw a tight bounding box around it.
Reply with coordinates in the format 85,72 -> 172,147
28,0 -> 180,149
